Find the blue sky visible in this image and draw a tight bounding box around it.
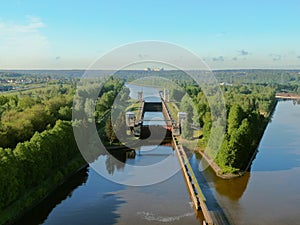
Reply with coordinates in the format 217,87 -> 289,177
0,0 -> 300,69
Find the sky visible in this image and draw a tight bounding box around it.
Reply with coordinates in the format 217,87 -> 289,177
0,0 -> 300,70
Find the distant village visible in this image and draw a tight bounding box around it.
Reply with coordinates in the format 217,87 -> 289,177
0,73 -> 52,92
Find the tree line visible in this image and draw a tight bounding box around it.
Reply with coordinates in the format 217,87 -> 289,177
172,82 -> 276,173
0,120 -> 79,211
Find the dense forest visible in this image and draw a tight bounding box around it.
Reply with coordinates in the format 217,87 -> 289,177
0,85 -> 79,223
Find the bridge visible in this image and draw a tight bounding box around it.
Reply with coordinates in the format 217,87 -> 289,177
126,92 -> 215,225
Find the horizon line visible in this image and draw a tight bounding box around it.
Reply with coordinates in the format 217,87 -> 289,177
1,68 -> 300,71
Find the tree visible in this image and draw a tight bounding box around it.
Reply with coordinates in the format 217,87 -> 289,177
180,94 -> 194,123
84,98 -> 95,121
119,87 -> 130,102
0,96 -> 9,106
171,89 -> 185,102
202,112 -> 212,144
114,111 -> 126,142
17,96 -> 35,109
227,104 -> 244,135
58,106 -> 72,120
105,117 -> 116,145
0,148 -> 24,209
96,90 -> 114,113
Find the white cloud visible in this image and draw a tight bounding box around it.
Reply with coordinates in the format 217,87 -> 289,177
0,16 -> 50,68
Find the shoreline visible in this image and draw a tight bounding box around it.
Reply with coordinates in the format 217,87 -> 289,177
195,148 -> 244,179
194,98 -> 278,180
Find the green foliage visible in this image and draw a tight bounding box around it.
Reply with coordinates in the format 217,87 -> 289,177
0,155 -> 85,225
0,86 -> 74,149
113,111 -> 127,142
180,94 -> 194,123
227,104 -> 244,135
202,112 -> 212,144
0,96 -> 9,106
105,116 -> 116,145
0,75 -> 125,223
0,148 -> 24,209
17,96 -> 36,109
96,91 -> 114,113
58,106 -> 72,120
0,120 -> 80,211
180,82 -> 276,174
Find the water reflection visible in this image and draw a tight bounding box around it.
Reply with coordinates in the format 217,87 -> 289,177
104,149 -> 135,175
126,84 -> 160,99
292,99 -> 300,105
13,168 -> 89,225
193,153 -> 250,202
37,168 -> 126,225
190,155 -> 231,225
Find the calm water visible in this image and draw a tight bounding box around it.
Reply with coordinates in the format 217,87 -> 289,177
14,84 -> 203,225
14,84 -> 300,225
125,84 -> 160,99
143,112 -> 166,126
14,145 -> 202,225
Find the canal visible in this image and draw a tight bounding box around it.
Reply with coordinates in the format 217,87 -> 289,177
13,84 -> 300,225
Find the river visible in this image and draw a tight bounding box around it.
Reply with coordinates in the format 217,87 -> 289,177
13,84 -> 300,225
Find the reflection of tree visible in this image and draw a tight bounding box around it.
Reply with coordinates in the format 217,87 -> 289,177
14,168 -> 88,225
113,111 -> 127,143
198,153 -> 250,201
105,116 -> 116,145
213,172 -> 250,201
292,99 -> 300,105
105,154 -> 116,175
105,150 -> 135,175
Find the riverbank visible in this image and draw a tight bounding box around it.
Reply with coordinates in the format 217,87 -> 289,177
195,148 -> 244,179
0,154 -> 87,225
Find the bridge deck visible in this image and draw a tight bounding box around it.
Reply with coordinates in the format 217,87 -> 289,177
161,97 -> 214,225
